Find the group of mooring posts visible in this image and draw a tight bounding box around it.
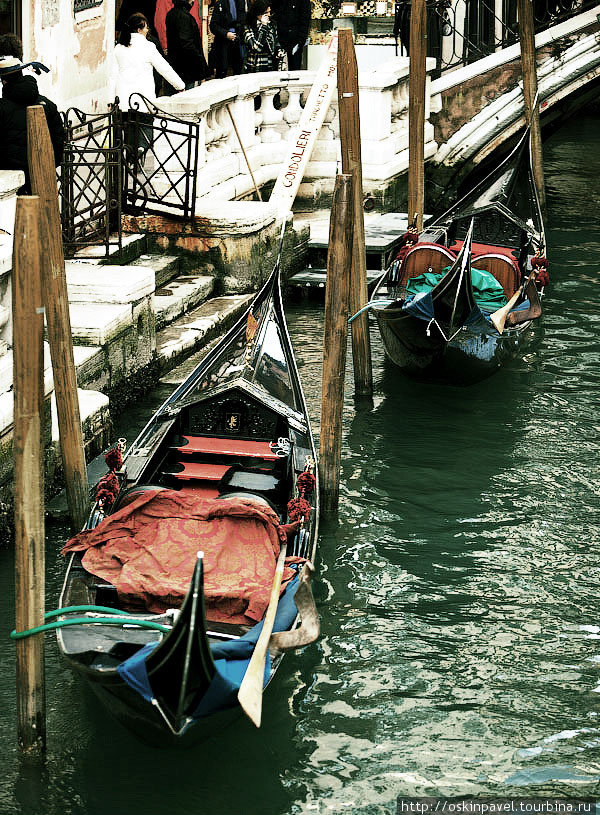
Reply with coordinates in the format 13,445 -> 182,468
13,106 -> 90,754
319,3 -> 546,513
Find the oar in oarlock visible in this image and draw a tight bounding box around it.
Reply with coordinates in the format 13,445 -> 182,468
490,270 -> 536,334
238,459 -> 315,726
237,539 -> 287,727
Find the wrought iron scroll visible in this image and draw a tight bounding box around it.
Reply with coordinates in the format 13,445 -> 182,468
121,94 -> 200,221
60,107 -> 122,259
394,0 -> 598,78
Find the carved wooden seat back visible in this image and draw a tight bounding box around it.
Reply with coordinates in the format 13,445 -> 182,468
470,253 -> 520,297
401,243 -> 456,289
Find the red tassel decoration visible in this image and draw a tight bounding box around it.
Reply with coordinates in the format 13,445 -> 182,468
287,497 -> 311,522
105,446 -> 123,471
531,254 -> 549,288
297,471 -> 316,497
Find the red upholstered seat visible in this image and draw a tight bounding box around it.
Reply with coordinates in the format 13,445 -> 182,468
177,436 -> 279,460
166,462 -> 232,481
450,240 -> 519,261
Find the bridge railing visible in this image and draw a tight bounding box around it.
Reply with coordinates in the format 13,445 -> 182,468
393,0 -> 599,77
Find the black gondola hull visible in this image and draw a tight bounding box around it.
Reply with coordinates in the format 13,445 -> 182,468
56,266 -> 319,746
375,309 -> 540,385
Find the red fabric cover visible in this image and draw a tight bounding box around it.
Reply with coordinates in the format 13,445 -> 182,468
62,490 -> 299,624
450,240 -> 518,261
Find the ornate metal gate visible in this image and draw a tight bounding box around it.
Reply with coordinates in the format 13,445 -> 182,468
122,94 -> 200,221
60,97 -> 200,259
61,107 -> 122,259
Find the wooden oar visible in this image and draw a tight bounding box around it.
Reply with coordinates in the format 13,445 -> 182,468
490,270 -> 535,334
238,540 -> 287,727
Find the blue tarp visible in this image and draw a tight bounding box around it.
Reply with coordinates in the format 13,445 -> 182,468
116,575 -> 300,719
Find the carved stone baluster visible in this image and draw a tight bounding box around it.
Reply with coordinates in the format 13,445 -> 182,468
282,83 -> 304,128
258,87 -> 283,143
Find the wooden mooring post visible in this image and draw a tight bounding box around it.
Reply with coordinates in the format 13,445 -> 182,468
408,0 -> 426,232
13,196 -> 46,755
27,105 -> 89,531
319,174 -> 354,513
517,0 -> 546,214
337,28 -> 373,399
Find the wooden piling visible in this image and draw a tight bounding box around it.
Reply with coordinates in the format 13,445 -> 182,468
518,0 -> 546,213
337,28 -> 373,399
408,0 -> 426,232
13,196 -> 46,755
27,105 -> 89,531
319,174 -> 354,513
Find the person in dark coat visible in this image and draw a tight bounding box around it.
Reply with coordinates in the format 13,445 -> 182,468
166,0 -> 209,87
272,0 -> 310,71
209,0 -> 246,79
0,56 -> 65,193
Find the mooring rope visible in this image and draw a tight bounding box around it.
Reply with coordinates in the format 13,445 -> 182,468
9,604 -> 171,640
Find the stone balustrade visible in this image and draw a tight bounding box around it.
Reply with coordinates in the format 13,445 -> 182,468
152,56 -> 440,209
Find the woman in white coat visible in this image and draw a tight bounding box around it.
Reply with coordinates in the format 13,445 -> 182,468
110,12 -> 185,163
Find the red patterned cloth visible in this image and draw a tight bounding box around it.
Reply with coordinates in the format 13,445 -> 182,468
62,490 -> 300,624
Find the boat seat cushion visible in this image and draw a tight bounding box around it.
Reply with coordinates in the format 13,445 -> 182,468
62,489 -> 298,624
450,240 -> 519,261
175,436 -> 281,460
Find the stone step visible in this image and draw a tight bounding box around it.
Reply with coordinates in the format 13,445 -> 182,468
129,253 -> 181,289
73,232 -> 148,266
154,272 -> 216,332
156,292 -> 254,374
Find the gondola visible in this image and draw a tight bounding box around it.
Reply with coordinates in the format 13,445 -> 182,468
56,263 -> 320,747
367,127 -> 548,385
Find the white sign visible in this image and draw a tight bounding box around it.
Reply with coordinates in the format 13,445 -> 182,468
270,31 -> 339,211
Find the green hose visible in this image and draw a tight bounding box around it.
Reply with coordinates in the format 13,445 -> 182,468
10,604 -> 171,640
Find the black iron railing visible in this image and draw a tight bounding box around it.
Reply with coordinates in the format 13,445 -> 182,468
121,94 -> 200,221
60,97 -> 200,258
61,107 -> 122,259
393,0 -> 598,76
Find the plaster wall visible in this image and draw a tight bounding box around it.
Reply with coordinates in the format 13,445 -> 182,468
21,0 -> 114,112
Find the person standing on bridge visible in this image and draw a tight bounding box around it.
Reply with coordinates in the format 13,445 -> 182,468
209,0 -> 246,79
243,0 -> 285,73
166,0 -> 209,88
0,54 -> 64,193
271,0 -> 310,71
110,13 -> 186,164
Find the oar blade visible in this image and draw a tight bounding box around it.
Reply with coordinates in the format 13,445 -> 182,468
238,659 -> 265,727
237,541 -> 287,728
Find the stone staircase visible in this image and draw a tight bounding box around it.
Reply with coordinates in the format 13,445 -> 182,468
61,231 -> 255,463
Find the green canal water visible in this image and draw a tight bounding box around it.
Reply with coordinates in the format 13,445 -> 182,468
1,114 -> 600,815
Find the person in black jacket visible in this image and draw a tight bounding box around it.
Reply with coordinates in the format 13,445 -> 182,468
272,0 -> 310,70
166,0 -> 208,87
0,56 -> 65,193
209,0 -> 246,79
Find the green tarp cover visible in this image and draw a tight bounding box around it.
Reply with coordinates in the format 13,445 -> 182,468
406,267 -> 508,311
